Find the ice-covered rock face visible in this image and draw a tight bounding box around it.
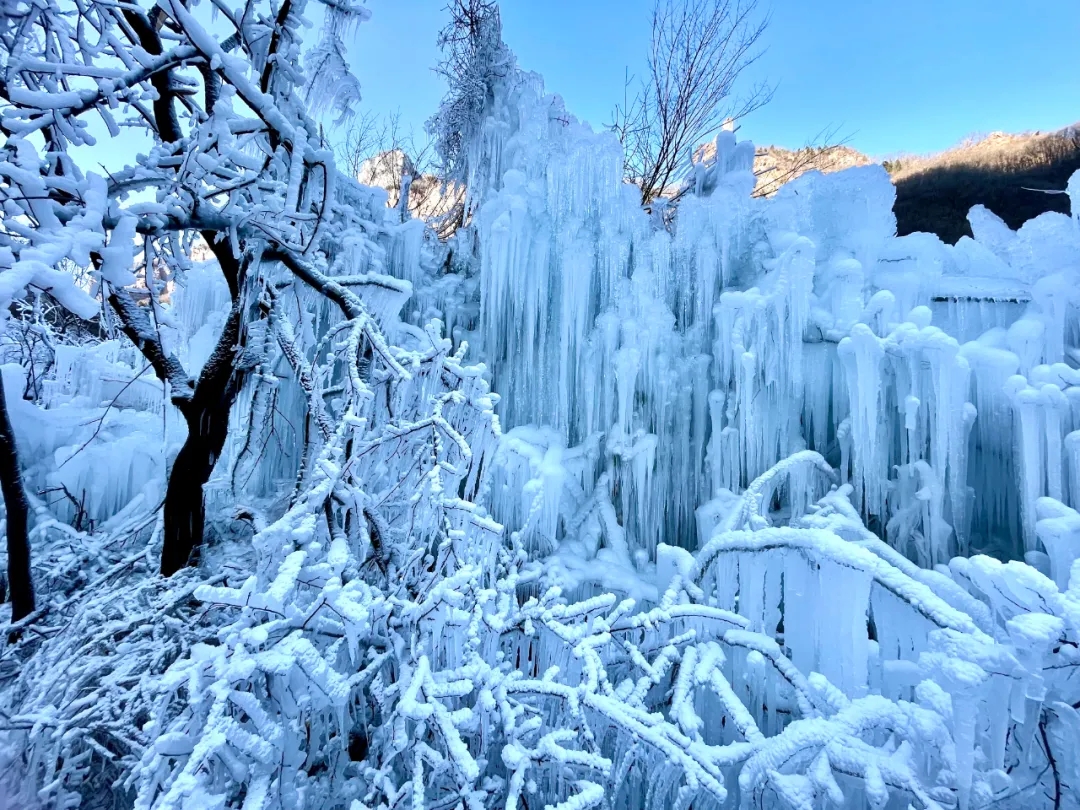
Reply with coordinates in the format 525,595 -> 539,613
410,68 -> 1080,579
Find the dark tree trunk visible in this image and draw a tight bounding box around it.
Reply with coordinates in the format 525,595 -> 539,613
159,416 -> 227,576
0,373 -> 34,621
160,307 -> 246,576
97,7 -> 253,577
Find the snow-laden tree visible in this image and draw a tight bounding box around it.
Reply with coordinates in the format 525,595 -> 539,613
0,0 -> 385,577
426,0 -> 512,230
1,1 -> 1080,810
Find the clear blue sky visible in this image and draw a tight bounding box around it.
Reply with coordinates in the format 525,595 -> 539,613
348,0 -> 1080,159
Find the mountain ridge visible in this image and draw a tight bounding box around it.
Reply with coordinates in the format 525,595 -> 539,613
354,124 -> 1080,244
756,124 -> 1080,242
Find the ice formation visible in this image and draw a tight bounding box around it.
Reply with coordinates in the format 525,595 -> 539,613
1,2 -> 1080,810
411,68 -> 1080,579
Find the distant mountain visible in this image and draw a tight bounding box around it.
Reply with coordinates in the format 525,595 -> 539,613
885,126 -> 1080,243
751,143 -> 873,197
752,126 -> 1080,244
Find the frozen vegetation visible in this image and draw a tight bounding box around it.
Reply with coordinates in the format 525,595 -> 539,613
1,1 -> 1080,809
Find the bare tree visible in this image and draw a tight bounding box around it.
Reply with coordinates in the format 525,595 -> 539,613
750,124 -> 857,198
611,0 -> 772,206
335,109 -> 391,181
337,110 -> 442,221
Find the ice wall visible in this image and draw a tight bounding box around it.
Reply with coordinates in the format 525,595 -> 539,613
405,67 -> 1080,581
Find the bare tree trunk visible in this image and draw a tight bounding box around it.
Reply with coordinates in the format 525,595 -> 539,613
160,307 -> 246,576
160,424 -> 222,576
0,372 -> 34,621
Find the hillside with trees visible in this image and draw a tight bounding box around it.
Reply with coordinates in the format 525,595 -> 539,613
887,126 -> 1080,243
747,127 -> 1080,243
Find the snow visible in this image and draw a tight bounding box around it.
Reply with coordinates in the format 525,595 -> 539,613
1,2 -> 1080,809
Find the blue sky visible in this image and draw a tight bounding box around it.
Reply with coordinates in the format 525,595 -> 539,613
348,0 -> 1080,159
